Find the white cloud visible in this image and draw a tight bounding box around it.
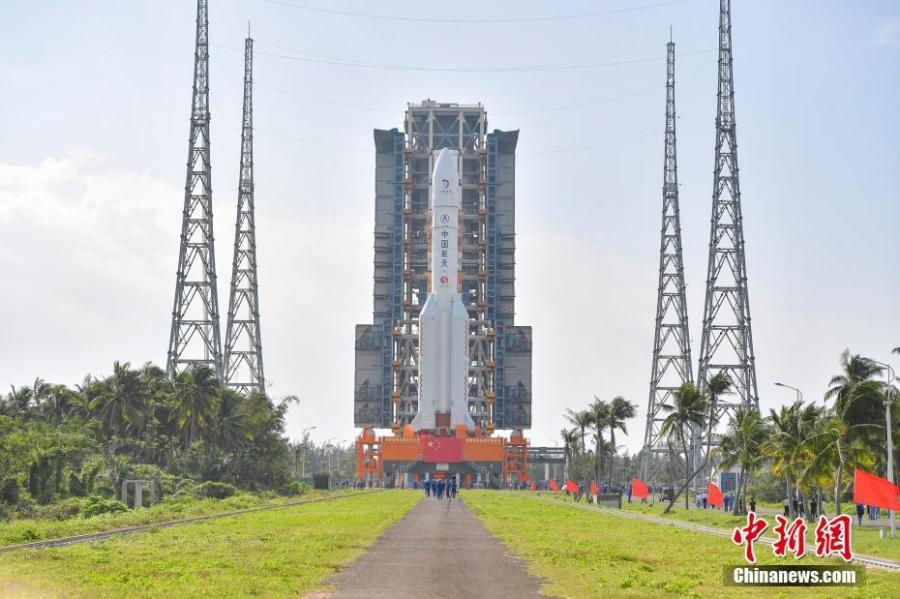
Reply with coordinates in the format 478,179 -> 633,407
872,18 -> 900,48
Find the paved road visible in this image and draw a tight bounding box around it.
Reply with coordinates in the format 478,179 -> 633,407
307,495 -> 545,598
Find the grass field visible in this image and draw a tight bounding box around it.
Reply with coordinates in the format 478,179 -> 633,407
464,491 -> 899,598
0,489 -> 345,547
0,490 -> 420,598
527,492 -> 900,563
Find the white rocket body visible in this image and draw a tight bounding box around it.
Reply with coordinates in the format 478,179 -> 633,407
412,148 -> 474,433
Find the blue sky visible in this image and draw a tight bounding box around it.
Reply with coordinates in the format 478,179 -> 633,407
0,0 -> 898,452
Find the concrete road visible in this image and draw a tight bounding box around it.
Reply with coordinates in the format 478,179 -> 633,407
307,494 -> 545,598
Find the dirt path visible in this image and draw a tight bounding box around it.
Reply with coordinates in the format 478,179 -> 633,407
308,495 -> 546,598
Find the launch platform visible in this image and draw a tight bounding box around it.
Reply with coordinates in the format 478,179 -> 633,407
356,426 -> 528,487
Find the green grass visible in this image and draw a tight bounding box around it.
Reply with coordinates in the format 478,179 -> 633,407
464,491 -> 899,598
0,490 -> 344,547
0,490 -> 420,598
533,492 -> 900,563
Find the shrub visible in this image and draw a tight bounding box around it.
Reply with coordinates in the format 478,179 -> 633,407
195,481 -> 238,500
80,496 -> 128,518
34,498 -> 81,521
278,480 -> 308,497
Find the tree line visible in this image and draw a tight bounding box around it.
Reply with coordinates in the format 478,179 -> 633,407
560,349 -> 899,516
0,361 -> 299,517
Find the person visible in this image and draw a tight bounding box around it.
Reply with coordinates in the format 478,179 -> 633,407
425,480 -> 431,497
627,484 -> 632,503
749,497 -> 757,513
856,503 -> 865,526
809,498 -> 817,520
702,491 -> 708,509
792,497 -> 799,518
783,497 -> 790,517
797,498 -> 804,519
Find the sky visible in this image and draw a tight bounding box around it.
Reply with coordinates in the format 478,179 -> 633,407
0,0 -> 898,454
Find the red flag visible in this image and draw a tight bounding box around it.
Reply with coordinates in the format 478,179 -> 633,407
708,482 -> 724,507
550,480 -> 558,492
590,481 -> 599,496
421,436 -> 463,463
853,469 -> 900,511
565,480 -> 579,493
632,478 -> 649,499
531,481 -> 537,491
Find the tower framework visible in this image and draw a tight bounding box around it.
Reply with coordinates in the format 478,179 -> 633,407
696,0 -> 759,461
167,0 -> 223,379
640,39 -> 693,482
224,35 -> 265,395
354,101 -> 531,432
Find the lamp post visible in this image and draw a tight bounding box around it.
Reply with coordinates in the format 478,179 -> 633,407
324,437 -> 337,473
863,358 -> 896,539
300,426 -> 316,478
774,383 -> 804,517
774,382 -> 803,403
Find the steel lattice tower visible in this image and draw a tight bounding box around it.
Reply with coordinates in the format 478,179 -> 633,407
224,35 -> 265,395
640,38 -> 693,482
697,0 -> 759,449
167,0 -> 223,379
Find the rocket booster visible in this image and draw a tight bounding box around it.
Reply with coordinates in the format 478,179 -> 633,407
411,148 -> 474,433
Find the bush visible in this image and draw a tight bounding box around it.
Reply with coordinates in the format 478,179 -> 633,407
195,481 -> 238,500
34,498 -> 81,521
80,496 -> 128,518
278,480 -> 308,497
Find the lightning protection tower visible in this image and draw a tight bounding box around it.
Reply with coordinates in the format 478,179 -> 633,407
167,0 -> 224,379
640,37 -> 693,482
696,0 -> 759,464
224,34 -> 265,395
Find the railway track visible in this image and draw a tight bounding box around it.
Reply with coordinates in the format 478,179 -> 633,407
526,494 -> 900,571
0,490 -> 380,554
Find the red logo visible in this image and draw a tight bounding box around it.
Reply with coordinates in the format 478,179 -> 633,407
732,513 -> 854,563
439,276 -> 448,284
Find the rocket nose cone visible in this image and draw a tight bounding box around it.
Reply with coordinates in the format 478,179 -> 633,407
433,148 -> 458,184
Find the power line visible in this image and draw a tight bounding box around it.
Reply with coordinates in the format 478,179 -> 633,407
519,132 -> 659,156
260,0 -> 689,24
212,41 -> 714,72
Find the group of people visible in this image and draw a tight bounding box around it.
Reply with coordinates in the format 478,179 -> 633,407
855,502 -> 882,526
423,477 -> 458,500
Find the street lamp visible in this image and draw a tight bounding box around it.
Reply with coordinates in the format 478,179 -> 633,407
324,437 -> 337,473
774,382 -> 803,403
863,357 -> 896,539
300,426 -> 317,478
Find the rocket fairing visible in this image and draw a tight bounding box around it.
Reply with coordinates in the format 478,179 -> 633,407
411,148 -> 475,433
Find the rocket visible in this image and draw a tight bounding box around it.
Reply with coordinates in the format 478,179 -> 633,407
412,148 -> 474,433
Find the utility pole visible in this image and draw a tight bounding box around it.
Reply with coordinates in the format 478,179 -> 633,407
224,32 -> 265,395
640,33 -> 693,483
696,0 -> 759,475
167,0 -> 223,379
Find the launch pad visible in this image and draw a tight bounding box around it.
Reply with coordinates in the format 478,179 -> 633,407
354,101 -> 531,486
356,427 -> 528,487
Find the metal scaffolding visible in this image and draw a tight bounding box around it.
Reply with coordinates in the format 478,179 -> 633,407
640,38 -> 693,482
696,0 -> 759,464
224,35 -> 265,396
355,101 -> 531,432
167,0 -> 223,379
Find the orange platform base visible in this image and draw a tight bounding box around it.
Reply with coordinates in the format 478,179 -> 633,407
356,427 -> 528,487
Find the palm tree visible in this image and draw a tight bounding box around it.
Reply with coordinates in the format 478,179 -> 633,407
603,396 -> 636,485
171,366 -> 221,450
765,402 -> 805,516
208,388 -> 248,451
43,384 -> 75,425
560,428 -> 580,480
716,407 -> 769,514
565,408 -> 593,455
588,398 -> 609,483
90,362 -> 148,437
660,383 -> 708,509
